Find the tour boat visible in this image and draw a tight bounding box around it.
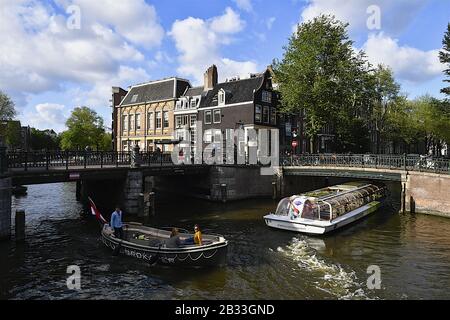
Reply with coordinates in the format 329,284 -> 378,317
263,182 -> 387,235
101,222 -> 228,267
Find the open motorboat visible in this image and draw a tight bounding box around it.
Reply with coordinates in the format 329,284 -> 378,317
101,222 -> 228,267
263,182 -> 387,235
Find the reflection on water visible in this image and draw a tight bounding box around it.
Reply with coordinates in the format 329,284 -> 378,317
1,182 -> 450,299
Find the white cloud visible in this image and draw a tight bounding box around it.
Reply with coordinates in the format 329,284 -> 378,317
362,33 -> 443,84
300,0 -> 428,36
169,8 -> 258,84
0,0 -> 162,108
232,0 -> 253,12
210,7 -> 246,34
266,17 -> 276,30
22,103 -> 68,132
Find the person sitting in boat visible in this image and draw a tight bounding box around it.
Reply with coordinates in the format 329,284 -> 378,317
165,228 -> 182,248
110,206 -> 123,239
182,224 -> 203,246
302,200 -> 315,219
289,196 -> 304,220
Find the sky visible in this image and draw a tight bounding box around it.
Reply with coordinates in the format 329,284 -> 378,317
0,0 -> 448,132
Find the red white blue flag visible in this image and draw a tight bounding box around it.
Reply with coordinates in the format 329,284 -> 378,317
88,197 -> 108,224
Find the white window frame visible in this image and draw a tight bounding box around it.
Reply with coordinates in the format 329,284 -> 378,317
122,115 -> 128,131
147,112 -> 154,131
190,114 -> 197,127
262,90 -> 272,103
255,105 -> 262,123
263,106 -> 269,124
204,110 -> 212,124
129,114 -> 134,130
135,113 -> 141,130
213,109 -> 221,124
218,89 -> 225,106
156,111 -> 162,129
270,108 -> 276,125
163,111 -> 169,128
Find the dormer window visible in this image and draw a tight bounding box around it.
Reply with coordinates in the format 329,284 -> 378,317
176,101 -> 181,110
131,94 -> 138,103
218,89 -> 225,105
190,98 -> 197,109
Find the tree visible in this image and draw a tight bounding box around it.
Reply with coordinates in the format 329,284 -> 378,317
30,128 -> 61,150
439,23 -> 450,97
273,15 -> 371,153
0,90 -> 16,121
369,65 -> 401,153
60,106 -> 107,150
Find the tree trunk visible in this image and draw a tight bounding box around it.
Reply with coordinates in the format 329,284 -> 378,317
310,137 -> 314,154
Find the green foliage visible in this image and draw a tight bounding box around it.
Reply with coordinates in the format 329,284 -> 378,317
30,128 -> 61,150
273,15 -> 372,151
439,23 -> 450,97
60,106 -> 108,150
0,91 -> 16,121
0,121 -> 22,148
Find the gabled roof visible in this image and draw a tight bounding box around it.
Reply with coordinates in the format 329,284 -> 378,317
120,78 -> 191,106
199,75 -> 264,108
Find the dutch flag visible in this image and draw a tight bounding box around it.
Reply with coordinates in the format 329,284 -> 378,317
88,197 -> 108,224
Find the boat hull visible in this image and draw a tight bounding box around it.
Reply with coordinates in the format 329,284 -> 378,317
264,201 -> 381,235
101,231 -> 228,267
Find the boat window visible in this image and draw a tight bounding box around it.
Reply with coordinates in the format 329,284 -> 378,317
275,198 -> 291,216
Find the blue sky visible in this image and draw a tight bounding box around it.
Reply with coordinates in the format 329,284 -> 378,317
1,0 -> 448,132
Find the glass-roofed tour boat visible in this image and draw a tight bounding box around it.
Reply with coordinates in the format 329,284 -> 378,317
264,182 -> 388,235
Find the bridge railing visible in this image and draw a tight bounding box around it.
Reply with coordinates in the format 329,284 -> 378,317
6,151 -> 175,170
281,154 -> 450,174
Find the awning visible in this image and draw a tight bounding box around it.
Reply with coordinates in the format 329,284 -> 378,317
154,139 -> 181,145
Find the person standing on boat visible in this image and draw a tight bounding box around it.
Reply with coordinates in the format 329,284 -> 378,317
183,224 -> 203,245
110,206 -> 123,239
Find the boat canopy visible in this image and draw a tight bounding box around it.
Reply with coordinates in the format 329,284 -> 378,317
275,183 -> 386,221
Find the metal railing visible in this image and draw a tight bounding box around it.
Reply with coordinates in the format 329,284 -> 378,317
4,151 -> 450,175
281,154 -> 450,175
6,151 -> 174,171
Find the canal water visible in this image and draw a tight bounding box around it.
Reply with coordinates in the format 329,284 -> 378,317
1,182 -> 450,300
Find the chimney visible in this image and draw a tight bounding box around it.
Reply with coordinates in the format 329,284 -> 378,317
204,65 -> 218,91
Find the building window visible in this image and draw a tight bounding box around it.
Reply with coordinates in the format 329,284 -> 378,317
255,105 -> 262,122
263,106 -> 269,124
163,111 -> 169,128
190,99 -> 197,109
190,114 -> 197,127
270,108 -> 276,125
122,141 -> 128,151
213,109 -> 221,123
218,90 -> 225,105
147,112 -> 154,130
122,115 -> 128,131
147,140 -> 154,152
129,114 -> 134,130
176,101 -> 181,110
131,94 -> 138,103
204,130 -> 212,143
135,113 -> 141,130
262,90 -> 272,103
176,115 -> 182,128
156,112 -> 162,129
205,111 -> 212,124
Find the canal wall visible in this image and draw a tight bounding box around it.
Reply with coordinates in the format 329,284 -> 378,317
209,166 -> 273,201
0,176 -> 12,240
405,172 -> 450,218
